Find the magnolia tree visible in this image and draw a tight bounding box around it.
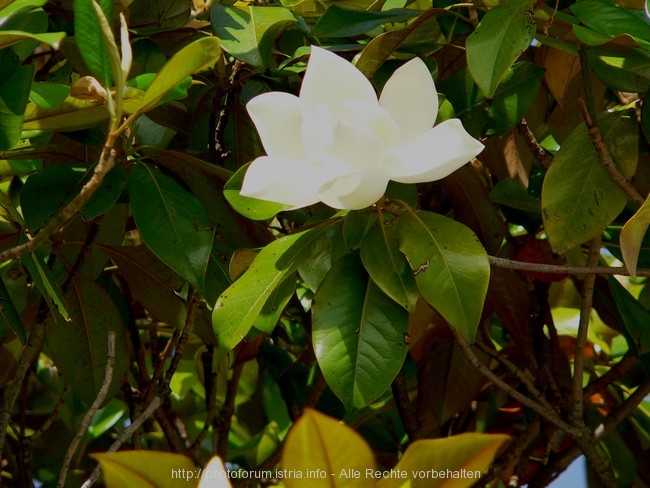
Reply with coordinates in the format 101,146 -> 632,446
1,0 -> 650,487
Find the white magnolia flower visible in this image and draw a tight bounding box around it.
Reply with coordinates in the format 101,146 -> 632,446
240,46 -> 484,210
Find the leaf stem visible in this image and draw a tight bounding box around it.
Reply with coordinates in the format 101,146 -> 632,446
489,255 -> 650,277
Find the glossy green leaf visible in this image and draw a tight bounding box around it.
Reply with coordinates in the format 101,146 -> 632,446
377,433 -> 511,488
90,451 -> 198,488
621,195 -> 650,278
213,225 -> 334,353
608,277 -> 650,356
44,275 -> 128,405
0,277 -> 25,343
313,253 -> 409,409
398,212 -> 490,341
542,110 -> 638,254
0,51 -> 34,150
490,178 -> 541,214
29,82 -> 69,109
210,4 -> 295,69
254,275 -> 296,334
87,399 -> 127,439
466,0 -> 535,98
440,62 -> 545,138
587,48 -> 650,92
74,0 -> 114,87
21,164 -> 126,232
281,409 -> 375,488
355,9 -> 444,77
22,250 -> 70,321
311,6 -> 419,38
129,162 -> 213,287
0,30 -> 65,50
126,73 -> 191,103
138,36 -> 221,114
360,218 -> 419,312
571,0 -> 650,41
224,163 -> 288,220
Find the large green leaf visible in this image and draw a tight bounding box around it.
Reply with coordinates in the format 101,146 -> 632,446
254,275 -> 296,334
21,164 -> 126,232
360,218 -> 419,312
74,0 -> 114,87
138,36 -> 221,114
542,110 -> 638,254
210,4 -> 296,69
0,51 -> 34,150
587,48 -> 650,93
0,30 -> 65,50
311,5 -> 420,38
213,225 -> 334,353
355,9 -> 444,78
129,162 -> 213,287
44,275 -> 128,405
312,253 -> 409,410
571,0 -> 650,41
439,62 -> 545,138
398,212 -> 490,341
466,0 -> 536,98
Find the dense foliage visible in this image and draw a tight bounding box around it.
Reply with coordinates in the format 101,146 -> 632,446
1,0 -> 650,486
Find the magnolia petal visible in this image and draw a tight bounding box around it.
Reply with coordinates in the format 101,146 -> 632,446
318,170 -> 390,210
341,99 -> 399,148
379,57 -> 438,146
386,119 -> 484,184
240,156 -> 321,208
300,46 -> 377,108
247,92 -> 306,160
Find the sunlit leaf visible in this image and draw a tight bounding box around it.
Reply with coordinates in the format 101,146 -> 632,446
360,218 -> 419,311
377,433 -> 511,488
138,36 -> 221,114
213,224 -> 336,353
398,212 -> 490,341
0,51 -> 34,150
91,451 -> 198,488
281,409 -> 375,488
621,195 -> 650,278
313,253 -> 409,409
542,110 -> 638,254
311,5 -> 419,37
0,30 -> 65,50
210,4 -> 295,69
74,0 -> 114,87
466,0 -> 535,98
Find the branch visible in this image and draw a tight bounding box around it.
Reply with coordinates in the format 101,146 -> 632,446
57,332 -> 116,488
489,256 -> 650,277
516,118 -> 552,169
81,396 -> 163,488
571,236 -> 601,425
578,99 -> 644,207
449,326 -> 583,439
0,139 -> 119,265
391,369 -> 422,441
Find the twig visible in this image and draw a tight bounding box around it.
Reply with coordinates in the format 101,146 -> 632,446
489,256 -> 650,277
81,396 -> 163,488
577,100 -> 644,207
599,374 -> 650,439
449,326 -> 583,439
30,383 -> 71,440
571,236 -> 601,425
0,323 -> 46,475
0,140 -> 119,265
516,118 -> 552,169
217,363 -> 244,458
476,419 -> 541,488
474,341 -> 556,415
391,369 -> 421,441
584,353 -> 635,400
57,332 -> 116,488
